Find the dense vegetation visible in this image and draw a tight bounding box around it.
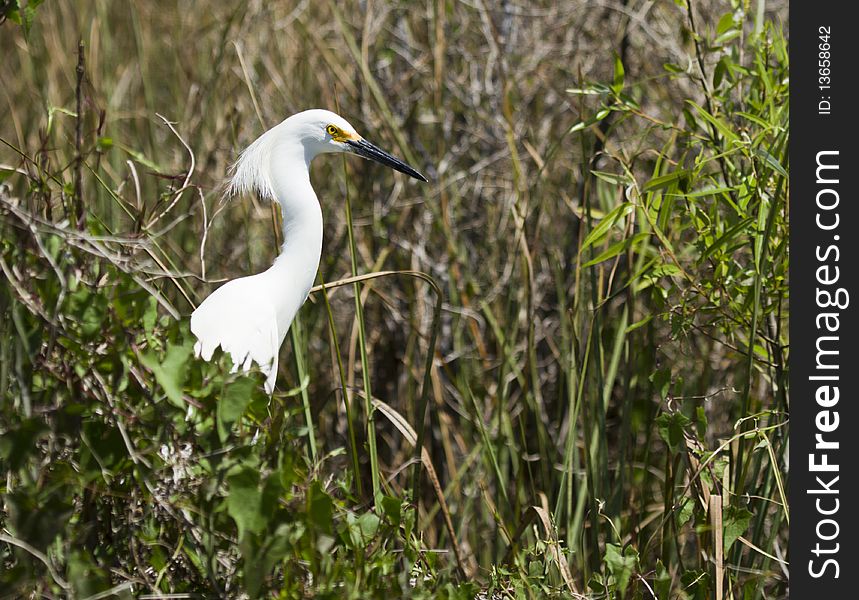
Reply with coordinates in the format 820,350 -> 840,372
1,1 -> 788,598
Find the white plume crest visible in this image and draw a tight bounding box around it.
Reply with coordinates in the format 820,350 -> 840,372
227,127 -> 277,202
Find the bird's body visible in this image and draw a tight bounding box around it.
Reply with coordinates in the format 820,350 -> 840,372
191,109 -> 425,393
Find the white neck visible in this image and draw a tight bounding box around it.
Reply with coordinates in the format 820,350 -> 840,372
263,137 -> 324,340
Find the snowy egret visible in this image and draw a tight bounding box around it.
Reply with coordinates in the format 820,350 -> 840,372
191,109 -> 426,393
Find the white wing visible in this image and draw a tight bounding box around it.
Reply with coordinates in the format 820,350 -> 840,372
190,274 -> 281,394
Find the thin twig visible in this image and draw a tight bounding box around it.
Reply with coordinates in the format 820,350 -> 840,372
0,532 -> 71,591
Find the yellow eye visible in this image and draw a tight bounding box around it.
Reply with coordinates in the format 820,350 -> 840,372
326,125 -> 339,136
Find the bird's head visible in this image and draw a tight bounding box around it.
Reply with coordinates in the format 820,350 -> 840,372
287,109 -> 427,182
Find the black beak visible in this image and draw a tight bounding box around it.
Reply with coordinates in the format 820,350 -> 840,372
345,138 -> 428,182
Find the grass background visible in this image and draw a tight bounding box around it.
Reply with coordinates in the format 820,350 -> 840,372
1,0 -> 789,597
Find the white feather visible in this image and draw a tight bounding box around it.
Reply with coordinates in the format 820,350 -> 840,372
191,274 -> 280,393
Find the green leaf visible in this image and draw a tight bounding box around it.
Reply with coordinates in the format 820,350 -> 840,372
142,295 -> 158,331
723,506 -> 753,551
736,111 -> 771,128
346,511 -> 381,548
604,543 -> 638,595
66,286 -> 108,339
565,85 -> 606,96
754,147 -> 788,177
227,466 -> 267,538
117,142 -> 163,173
713,56 -> 729,87
695,406 -> 708,439
583,232 -> 649,268
687,101 -> 740,144
139,338 -> 193,408
5,0 -> 45,37
702,217 -> 755,259
569,108 -> 612,134
649,263 -> 681,278
649,367 -> 671,400
716,12 -> 735,35
0,167 -> 17,184
655,411 -> 691,454
81,419 -> 127,473
680,569 -> 710,600
381,495 -> 403,527
681,185 -> 736,199
714,29 -> 741,46
624,314 -> 652,334
643,169 -> 689,192
654,559 -> 671,599
218,376 -> 257,427
678,497 -> 695,528
591,170 -> 633,186
307,481 -> 335,535
612,53 -> 625,94
580,202 -> 633,251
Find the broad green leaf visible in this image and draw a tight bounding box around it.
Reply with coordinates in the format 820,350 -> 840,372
656,412 -> 691,454
227,466 -> 267,538
678,497 -> 695,528
724,506 -> 753,551
5,490 -> 72,552
5,0 -> 45,37
142,295 -> 158,331
381,495 -> 403,527
713,56 -> 729,87
218,376 -> 258,426
307,481 -> 334,535
680,569 -> 710,600
347,511 -> 381,548
716,12 -> 736,35
649,367 -> 671,400
650,263 -> 681,278
139,338 -> 193,408
66,286 -> 108,339
654,560 -> 671,599
604,543 -> 638,595
714,29 -> 741,46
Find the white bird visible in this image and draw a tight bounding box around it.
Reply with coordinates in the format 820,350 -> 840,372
191,109 -> 426,394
